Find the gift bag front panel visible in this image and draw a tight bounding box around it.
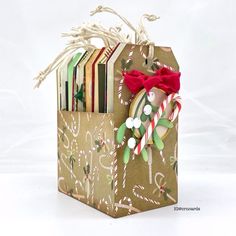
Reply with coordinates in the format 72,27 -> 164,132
113,44 -> 179,217
57,111 -> 115,216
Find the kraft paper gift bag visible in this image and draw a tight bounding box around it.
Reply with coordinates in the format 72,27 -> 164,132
34,6 -> 182,218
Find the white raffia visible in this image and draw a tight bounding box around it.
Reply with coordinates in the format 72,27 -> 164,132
34,5 -> 160,88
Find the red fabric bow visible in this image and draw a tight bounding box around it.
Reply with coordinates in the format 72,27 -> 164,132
123,67 -> 181,95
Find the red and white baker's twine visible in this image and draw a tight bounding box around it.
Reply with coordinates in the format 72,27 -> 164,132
132,185 -> 160,205
91,166 -> 99,204
134,93 -> 182,155
118,45 -> 136,106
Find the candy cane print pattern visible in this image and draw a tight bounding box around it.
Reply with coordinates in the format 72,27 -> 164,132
58,155 -> 62,173
122,164 -> 127,188
90,166 -> 99,204
60,153 -> 76,179
73,180 -> 85,200
154,172 -> 176,203
134,93 -> 182,155
58,177 -> 67,194
98,198 -> 110,214
114,197 -> 140,214
71,138 -> 79,155
86,112 -> 92,122
117,44 -> 136,106
132,185 -> 160,206
139,44 -> 147,60
125,44 -> 135,67
169,95 -> 182,121
139,45 -> 175,71
75,179 -> 84,192
97,196 -> 113,215
96,114 -> 106,133
118,78 -> 133,106
59,111 -> 80,137
57,127 -> 70,149
85,131 -> 95,172
155,61 -> 175,71
71,113 -> 80,137
159,150 -> 165,164
98,154 -> 112,170
112,150 -> 118,195
58,177 -> 85,200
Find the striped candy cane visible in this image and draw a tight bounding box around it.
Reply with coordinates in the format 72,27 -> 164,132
134,93 -> 182,155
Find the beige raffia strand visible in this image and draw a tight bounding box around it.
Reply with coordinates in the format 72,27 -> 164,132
34,5 -> 160,88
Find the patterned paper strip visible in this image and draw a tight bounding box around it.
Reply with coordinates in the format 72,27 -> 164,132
134,93 -> 182,155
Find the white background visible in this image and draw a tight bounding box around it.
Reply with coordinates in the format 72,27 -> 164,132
0,0 -> 235,235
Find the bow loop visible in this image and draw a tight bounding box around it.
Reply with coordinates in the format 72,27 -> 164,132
123,67 -> 181,95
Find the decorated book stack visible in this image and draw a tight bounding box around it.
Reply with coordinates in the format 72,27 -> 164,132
34,6 -> 182,218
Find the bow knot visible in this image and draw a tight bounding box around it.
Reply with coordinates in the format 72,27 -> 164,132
123,67 -> 181,95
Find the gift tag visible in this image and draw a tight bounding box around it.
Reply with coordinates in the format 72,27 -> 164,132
58,56 -> 73,111
106,43 -> 126,113
75,49 -> 95,111
56,65 -> 62,111
67,52 -> 85,111
91,48 -> 105,112
85,49 -> 101,112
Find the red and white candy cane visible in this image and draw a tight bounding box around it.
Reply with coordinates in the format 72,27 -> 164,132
134,93 -> 182,155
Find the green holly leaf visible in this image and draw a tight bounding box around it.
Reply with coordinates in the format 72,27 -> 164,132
153,129 -> 164,150
141,148 -> 148,162
126,60 -> 133,70
116,123 -> 126,143
173,161 -> 178,175
141,113 -> 148,122
123,146 -> 130,164
74,84 -> 84,102
151,105 -> 158,113
157,118 -> 174,128
154,63 -> 159,70
87,164 -> 90,174
161,111 -> 166,118
165,188 -> 171,193
121,59 -> 126,70
139,123 -> 146,136
163,192 -> 168,201
83,166 -> 86,174
111,180 -> 113,190
69,155 -> 75,169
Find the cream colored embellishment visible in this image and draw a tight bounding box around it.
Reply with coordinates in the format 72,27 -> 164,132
125,117 -> 134,129
147,91 -> 155,102
133,117 -> 141,128
128,137 -> 136,149
143,104 -> 152,115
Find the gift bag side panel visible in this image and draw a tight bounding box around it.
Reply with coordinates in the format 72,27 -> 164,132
57,111 -> 115,217
113,44 -> 180,217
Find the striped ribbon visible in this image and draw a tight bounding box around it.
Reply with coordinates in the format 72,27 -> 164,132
134,93 -> 182,155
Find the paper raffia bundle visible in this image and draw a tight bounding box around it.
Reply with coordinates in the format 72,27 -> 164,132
34,6 -> 182,217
